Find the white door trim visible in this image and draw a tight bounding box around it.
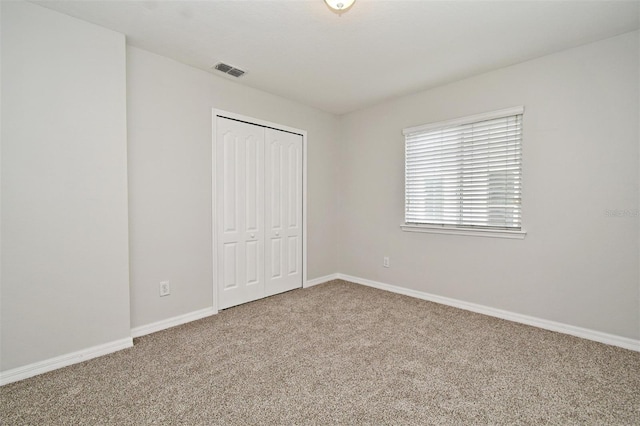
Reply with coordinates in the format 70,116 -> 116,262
212,109 -> 308,311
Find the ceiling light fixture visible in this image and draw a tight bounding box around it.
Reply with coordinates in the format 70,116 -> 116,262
324,0 -> 355,14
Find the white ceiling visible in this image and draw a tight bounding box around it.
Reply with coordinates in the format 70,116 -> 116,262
34,0 -> 640,115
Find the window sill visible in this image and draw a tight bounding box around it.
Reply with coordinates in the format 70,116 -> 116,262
400,224 -> 527,239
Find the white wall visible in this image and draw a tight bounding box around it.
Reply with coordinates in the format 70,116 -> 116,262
1,1 -> 131,371
338,31 -> 640,340
127,47 -> 341,329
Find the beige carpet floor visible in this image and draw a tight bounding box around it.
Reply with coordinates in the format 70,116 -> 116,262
1,280 -> 639,425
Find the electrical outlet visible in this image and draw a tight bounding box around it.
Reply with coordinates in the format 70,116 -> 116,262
159,280 -> 170,297
383,256 -> 390,268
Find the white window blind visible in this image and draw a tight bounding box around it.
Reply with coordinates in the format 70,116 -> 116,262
404,107 -> 523,230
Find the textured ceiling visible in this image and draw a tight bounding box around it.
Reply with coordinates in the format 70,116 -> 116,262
34,0 -> 640,115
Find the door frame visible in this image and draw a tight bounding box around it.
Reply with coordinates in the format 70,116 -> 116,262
211,109 -> 308,312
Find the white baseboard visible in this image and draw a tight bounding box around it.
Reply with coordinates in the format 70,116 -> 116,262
4,275 -> 635,387
0,337 -> 133,386
131,307 -> 217,338
305,273 -> 340,288
338,273 -> 640,352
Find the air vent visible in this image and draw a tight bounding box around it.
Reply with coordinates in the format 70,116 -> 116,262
213,62 -> 246,78
214,63 -> 233,73
227,68 -> 245,78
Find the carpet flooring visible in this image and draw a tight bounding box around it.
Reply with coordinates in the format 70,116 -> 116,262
1,280 -> 639,425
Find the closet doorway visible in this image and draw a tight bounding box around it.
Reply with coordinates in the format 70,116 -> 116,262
213,111 -> 306,310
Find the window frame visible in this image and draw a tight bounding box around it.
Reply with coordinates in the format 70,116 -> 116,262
401,106 -> 526,239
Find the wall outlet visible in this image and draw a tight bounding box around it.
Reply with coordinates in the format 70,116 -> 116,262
383,256 -> 390,268
159,280 -> 170,297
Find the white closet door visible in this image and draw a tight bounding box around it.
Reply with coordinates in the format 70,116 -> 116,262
265,128 -> 303,297
216,117 -> 265,309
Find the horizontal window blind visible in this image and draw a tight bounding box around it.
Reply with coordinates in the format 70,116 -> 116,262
404,111 -> 522,230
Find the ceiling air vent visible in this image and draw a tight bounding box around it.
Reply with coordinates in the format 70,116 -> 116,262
213,62 -> 246,78
227,68 -> 245,78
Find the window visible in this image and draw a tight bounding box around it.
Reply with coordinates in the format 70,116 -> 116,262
402,107 -> 525,238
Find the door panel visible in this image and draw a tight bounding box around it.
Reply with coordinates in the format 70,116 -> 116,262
288,236 -> 298,275
223,243 -> 237,289
246,240 -> 259,285
217,117 -> 265,309
265,128 -> 303,297
270,142 -> 282,230
245,136 -> 259,232
223,133 -> 237,233
288,143 -> 300,229
272,237 -> 283,278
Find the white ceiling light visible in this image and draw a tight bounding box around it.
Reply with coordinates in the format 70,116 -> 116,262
325,0 -> 355,14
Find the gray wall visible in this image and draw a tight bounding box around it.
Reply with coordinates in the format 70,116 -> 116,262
127,47 -> 341,329
338,31 -> 640,339
1,1 -> 131,370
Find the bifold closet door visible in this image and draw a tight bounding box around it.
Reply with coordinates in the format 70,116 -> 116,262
264,128 -> 303,297
216,117 -> 265,310
216,116 -> 303,310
